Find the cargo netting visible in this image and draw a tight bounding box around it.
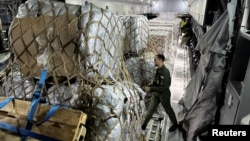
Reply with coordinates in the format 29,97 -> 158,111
1,0 -> 147,140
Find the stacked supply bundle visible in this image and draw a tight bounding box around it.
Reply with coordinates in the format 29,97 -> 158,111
119,15 -> 149,58
4,0 -> 146,141
89,82 -> 146,141
125,57 -> 155,110
5,0 -> 81,104
79,4 -> 146,140
118,15 -> 153,88
10,0 -> 81,78
6,0 -> 126,107
148,34 -> 170,54
80,3 -> 125,81
125,57 -> 155,87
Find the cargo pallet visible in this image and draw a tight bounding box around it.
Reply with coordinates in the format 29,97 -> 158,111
0,69 -> 87,141
0,97 -> 87,141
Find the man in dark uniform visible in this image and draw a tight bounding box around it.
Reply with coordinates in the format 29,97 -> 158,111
142,54 -> 178,132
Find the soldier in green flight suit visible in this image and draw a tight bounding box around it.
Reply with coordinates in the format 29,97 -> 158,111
141,54 -> 178,132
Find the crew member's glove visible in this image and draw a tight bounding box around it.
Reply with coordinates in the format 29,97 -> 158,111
144,86 -> 151,92
147,82 -> 153,86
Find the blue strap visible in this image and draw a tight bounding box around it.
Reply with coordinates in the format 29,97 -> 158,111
38,69 -> 48,85
24,68 -> 48,141
0,69 -> 67,140
22,104 -> 64,141
36,104 -> 66,125
0,121 -> 59,141
27,69 -> 48,124
0,96 -> 14,109
27,97 -> 40,125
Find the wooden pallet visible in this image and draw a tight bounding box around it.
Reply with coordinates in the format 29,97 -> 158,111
0,97 -> 87,141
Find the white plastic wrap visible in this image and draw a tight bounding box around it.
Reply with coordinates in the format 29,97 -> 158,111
10,0 -> 126,80
0,53 -> 10,71
17,0 -> 80,18
80,3 -> 125,80
4,72 -> 34,100
89,82 -> 146,141
125,57 -> 156,86
47,83 -> 80,108
9,0 -> 81,77
7,2 -> 145,141
119,15 -> 149,55
125,57 -> 142,85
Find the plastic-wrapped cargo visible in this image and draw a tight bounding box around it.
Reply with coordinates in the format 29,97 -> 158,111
5,1 -> 145,141
6,0 -> 83,112
125,57 -> 155,87
3,71 -> 34,100
88,82 -> 146,141
148,34 -> 169,54
9,0 -> 81,78
0,53 -> 10,72
47,83 -> 80,107
119,15 -> 149,56
125,57 -> 142,85
7,0 -> 126,100
80,3 -> 125,80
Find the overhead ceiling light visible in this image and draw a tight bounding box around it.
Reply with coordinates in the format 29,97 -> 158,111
148,0 -> 150,3
141,0 -> 143,1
